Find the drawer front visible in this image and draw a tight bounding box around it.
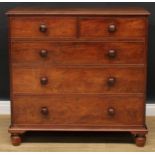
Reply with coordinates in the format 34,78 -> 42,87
11,42 -> 145,65
10,16 -> 77,38
13,95 -> 144,126
12,66 -> 145,94
80,17 -> 146,38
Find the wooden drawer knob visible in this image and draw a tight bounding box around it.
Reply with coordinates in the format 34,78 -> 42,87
40,77 -> 48,85
107,107 -> 115,116
41,107 -> 48,115
39,49 -> 48,58
39,24 -> 47,32
107,77 -> 116,86
108,24 -> 116,32
108,49 -> 117,58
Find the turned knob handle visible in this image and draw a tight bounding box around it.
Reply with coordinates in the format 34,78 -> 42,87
40,77 -> 48,85
108,107 -> 115,116
108,49 -> 117,58
108,24 -> 116,33
41,107 -> 48,115
39,24 -> 47,32
107,77 -> 116,86
39,49 -> 48,58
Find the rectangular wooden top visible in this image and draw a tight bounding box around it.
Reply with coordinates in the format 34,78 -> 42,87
6,7 -> 150,16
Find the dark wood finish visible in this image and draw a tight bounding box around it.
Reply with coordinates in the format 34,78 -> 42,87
11,134 -> 22,146
12,66 -> 145,94
107,49 -> 117,58
10,16 -> 146,39
12,95 -> 144,125
11,42 -> 145,65
80,17 -> 146,38
107,107 -> 115,116
7,7 -> 149,146
40,76 -> 48,85
41,107 -> 49,116
39,49 -> 48,58
107,77 -> 116,87
39,24 -> 47,33
108,24 -> 117,33
135,134 -> 146,147
6,7 -> 150,16
10,16 -> 77,39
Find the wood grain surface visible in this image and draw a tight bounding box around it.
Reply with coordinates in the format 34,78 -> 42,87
7,7 -> 149,146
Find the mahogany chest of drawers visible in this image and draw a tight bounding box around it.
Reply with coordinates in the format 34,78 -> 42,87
6,7 -> 150,146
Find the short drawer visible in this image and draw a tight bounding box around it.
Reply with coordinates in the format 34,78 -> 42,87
12,66 -> 145,94
80,17 -> 146,39
10,16 -> 77,38
13,95 -> 144,126
11,41 -> 145,65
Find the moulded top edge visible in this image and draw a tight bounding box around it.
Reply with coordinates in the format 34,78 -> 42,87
6,7 -> 151,16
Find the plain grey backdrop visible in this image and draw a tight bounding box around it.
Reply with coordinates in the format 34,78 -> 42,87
0,2 -> 154,103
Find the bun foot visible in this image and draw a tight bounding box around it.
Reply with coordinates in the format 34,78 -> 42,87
11,134 -> 22,146
135,135 -> 146,147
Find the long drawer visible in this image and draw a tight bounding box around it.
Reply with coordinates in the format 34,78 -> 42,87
12,66 -> 145,94
10,16 -> 146,39
11,41 -> 145,65
12,95 -> 144,126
